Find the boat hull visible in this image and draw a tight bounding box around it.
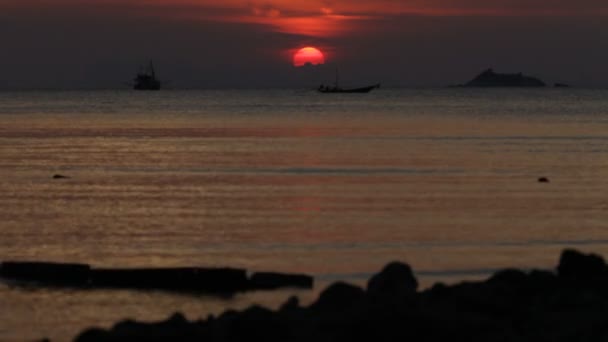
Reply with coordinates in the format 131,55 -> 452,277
318,84 -> 380,94
133,82 -> 161,91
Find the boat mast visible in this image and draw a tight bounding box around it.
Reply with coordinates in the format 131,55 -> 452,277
149,60 -> 156,78
334,67 -> 339,88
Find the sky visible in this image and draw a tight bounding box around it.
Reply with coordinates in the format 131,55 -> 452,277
1,0 -> 608,88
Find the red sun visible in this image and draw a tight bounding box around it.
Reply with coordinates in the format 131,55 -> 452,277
293,47 -> 325,67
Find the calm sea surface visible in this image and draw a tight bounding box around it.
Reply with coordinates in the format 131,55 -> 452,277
2,88 -> 608,340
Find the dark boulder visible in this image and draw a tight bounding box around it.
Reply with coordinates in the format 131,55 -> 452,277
75,328 -> 112,342
367,261 -> 418,297
222,306 -> 288,342
279,296 -> 301,312
311,282 -> 365,312
76,313 -> 204,342
526,269 -> 558,291
486,268 -> 528,287
557,249 -> 607,280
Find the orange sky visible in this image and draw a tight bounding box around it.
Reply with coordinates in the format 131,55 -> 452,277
122,0 -> 608,37
5,0 -> 608,38
2,0 -> 608,88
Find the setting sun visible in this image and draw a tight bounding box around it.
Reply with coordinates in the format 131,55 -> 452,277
293,47 -> 325,67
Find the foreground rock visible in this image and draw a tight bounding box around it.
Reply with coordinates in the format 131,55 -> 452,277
76,249 -> 608,341
0,262 -> 312,295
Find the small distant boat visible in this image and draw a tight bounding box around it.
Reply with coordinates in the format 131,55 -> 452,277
318,68 -> 380,93
133,61 -> 161,90
318,84 -> 380,93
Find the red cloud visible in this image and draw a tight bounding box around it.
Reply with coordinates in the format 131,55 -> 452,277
2,0 -> 607,38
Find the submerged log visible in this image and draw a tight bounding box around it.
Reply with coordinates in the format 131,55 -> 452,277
249,272 -> 314,290
90,267 -> 249,294
0,262 -> 313,295
0,261 -> 90,286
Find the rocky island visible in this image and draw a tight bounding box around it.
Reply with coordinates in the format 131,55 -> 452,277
460,68 -> 546,87
74,249 -> 608,342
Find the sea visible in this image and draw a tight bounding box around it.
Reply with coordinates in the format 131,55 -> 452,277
1,88 -> 608,341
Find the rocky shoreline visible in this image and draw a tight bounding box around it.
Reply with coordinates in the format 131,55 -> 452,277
72,249 -> 608,341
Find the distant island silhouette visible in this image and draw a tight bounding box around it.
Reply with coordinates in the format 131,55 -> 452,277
457,68 -> 546,87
